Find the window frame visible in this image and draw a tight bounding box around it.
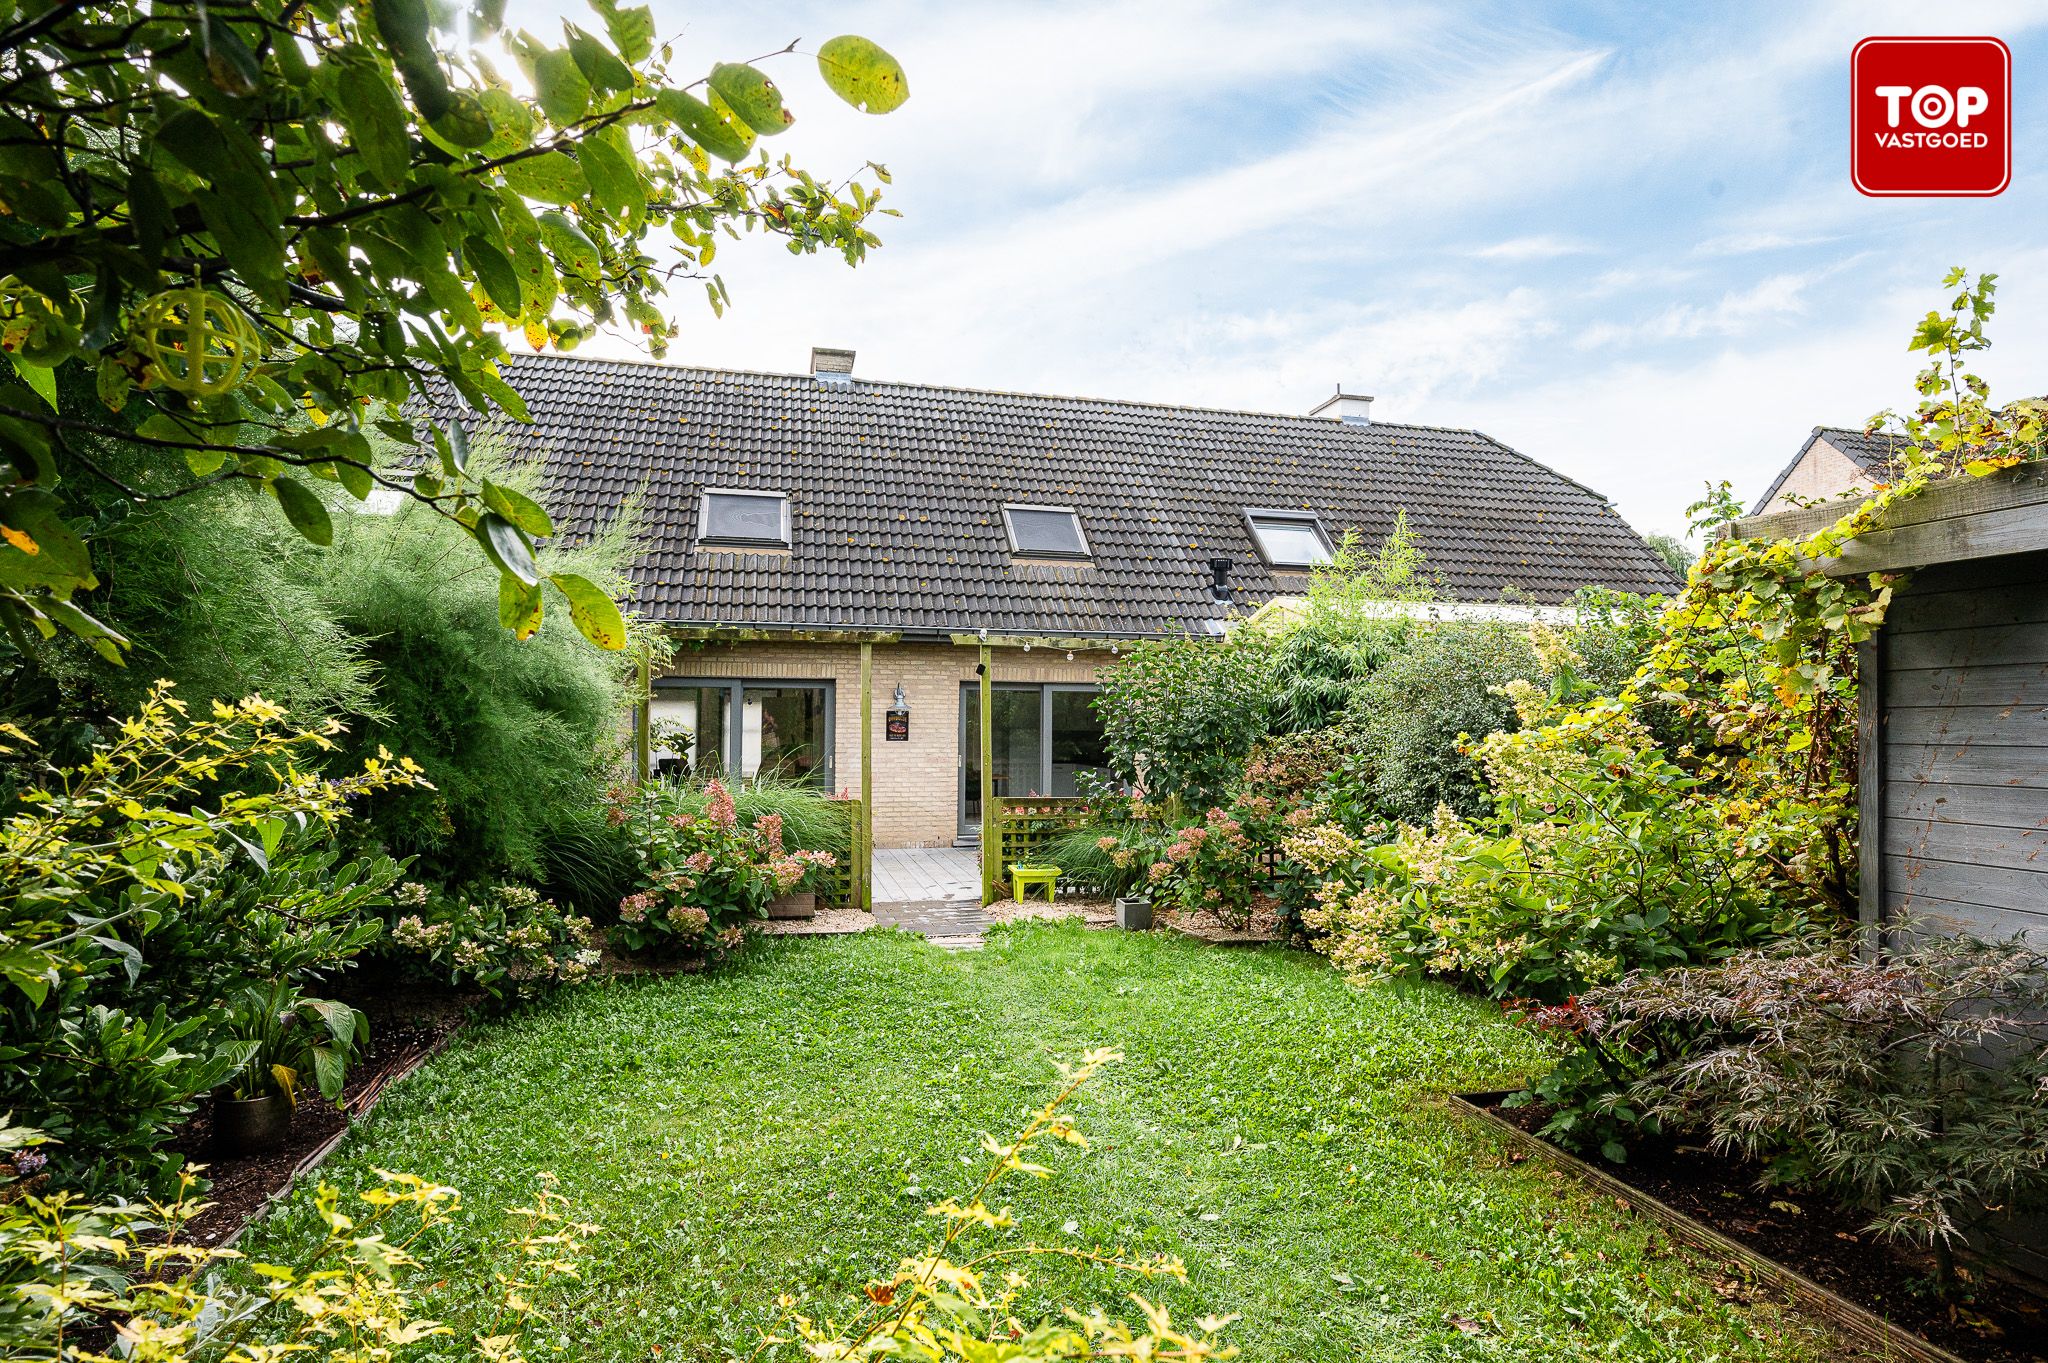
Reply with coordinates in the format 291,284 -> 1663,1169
649,677 -> 834,787
696,488 -> 792,550
956,682 -> 1106,837
1000,503 -> 1091,560
1242,507 -> 1335,570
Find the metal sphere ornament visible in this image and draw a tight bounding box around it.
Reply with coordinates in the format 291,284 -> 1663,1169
132,287 -> 260,398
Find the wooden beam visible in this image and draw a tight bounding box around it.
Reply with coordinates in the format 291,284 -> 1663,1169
948,632 -> 1134,652
633,647 -> 652,785
1856,636 -> 1883,957
1732,463 -> 2048,576
979,643 -> 996,905
858,642 -> 874,912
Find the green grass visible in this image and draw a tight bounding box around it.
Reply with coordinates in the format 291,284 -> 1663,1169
248,924 -> 1845,1361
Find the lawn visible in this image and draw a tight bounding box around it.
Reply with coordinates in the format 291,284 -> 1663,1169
247,924 -> 1847,1362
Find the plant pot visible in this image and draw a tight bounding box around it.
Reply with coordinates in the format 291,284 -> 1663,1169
215,1092 -> 293,1154
1114,897 -> 1153,931
765,890 -> 816,920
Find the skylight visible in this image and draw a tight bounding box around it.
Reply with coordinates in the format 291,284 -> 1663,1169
1244,509 -> 1333,569
1003,504 -> 1089,558
699,489 -> 790,548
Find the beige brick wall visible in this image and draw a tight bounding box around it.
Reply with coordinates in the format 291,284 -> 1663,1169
653,640 -> 1113,847
1758,439 -> 1871,515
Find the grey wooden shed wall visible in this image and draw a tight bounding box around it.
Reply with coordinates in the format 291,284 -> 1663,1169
1866,551 -> 2048,944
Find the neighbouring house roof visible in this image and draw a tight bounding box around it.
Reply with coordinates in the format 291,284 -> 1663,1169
1750,425 -> 1912,515
426,355 -> 1680,638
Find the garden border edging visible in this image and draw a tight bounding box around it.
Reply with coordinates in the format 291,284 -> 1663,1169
216,1029 -> 460,1251
1448,1092 -> 1970,1363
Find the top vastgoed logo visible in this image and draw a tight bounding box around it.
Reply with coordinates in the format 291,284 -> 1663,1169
1852,37 -> 2011,197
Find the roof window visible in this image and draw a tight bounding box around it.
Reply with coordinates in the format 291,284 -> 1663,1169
1244,509 -> 1333,569
699,489 -> 790,548
1002,504 -> 1090,559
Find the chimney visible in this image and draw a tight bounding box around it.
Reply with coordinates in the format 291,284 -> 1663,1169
810,346 -> 855,388
1208,557 -> 1233,601
1308,385 -> 1373,426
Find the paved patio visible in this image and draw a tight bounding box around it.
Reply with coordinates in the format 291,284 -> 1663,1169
871,847 -> 980,904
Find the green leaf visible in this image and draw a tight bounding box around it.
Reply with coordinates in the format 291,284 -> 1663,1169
816,36 -> 909,114
445,416 -> 470,473
428,88 -> 494,149
270,477 -> 334,546
480,479 -> 554,537
8,355 -> 56,411
37,597 -> 127,663
498,572 -> 544,639
550,571 -> 627,649
533,48 -> 590,124
577,128 -> 641,216
500,150 -> 588,204
538,210 -> 601,283
464,233 -> 523,315
0,488 -> 94,592
708,63 -> 794,135
476,512 -> 538,585
655,89 -> 753,163
592,0 -> 654,63
565,24 -> 634,93
328,459 -> 375,500
336,60 -> 411,185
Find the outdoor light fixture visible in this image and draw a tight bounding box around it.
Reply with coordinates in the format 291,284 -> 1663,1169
1066,651 -> 1074,661
1023,641 -> 1032,652
978,627 -> 988,641
892,683 -> 907,709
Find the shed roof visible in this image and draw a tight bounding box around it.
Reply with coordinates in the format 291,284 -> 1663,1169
432,354 -> 1680,637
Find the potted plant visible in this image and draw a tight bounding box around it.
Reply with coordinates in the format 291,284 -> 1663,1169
215,981 -> 368,1154
1114,895 -> 1153,931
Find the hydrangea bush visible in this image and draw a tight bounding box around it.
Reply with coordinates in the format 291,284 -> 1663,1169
384,881 -> 598,1004
612,780 -> 834,956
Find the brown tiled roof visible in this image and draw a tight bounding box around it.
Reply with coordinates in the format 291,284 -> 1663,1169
432,355 -> 1680,637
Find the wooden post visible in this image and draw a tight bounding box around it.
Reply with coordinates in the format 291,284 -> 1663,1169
634,646 -> 652,785
859,642 -> 874,911
979,643 -> 996,904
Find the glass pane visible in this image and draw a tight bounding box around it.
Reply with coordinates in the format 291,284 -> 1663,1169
744,686 -> 828,785
649,687 -> 727,782
703,492 -> 786,544
1251,517 -> 1330,567
962,687 -> 1046,827
1047,690 -> 1108,796
1006,507 -> 1086,556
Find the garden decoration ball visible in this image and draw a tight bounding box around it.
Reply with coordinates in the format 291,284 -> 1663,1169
132,287 -> 261,397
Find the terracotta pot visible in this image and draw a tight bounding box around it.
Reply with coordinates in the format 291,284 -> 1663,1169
215,1092 -> 293,1153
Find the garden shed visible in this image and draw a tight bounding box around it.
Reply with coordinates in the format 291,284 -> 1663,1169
1733,463 -> 2048,948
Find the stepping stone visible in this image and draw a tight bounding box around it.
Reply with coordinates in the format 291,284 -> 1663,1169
873,899 -> 992,948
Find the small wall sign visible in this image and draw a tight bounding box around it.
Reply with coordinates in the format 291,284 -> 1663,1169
885,708 -> 910,741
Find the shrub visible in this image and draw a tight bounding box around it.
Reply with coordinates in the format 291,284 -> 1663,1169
1294,652 -> 1812,1002
319,456 -> 642,887
0,685 -> 423,1194
383,881 -> 599,1005
221,981 -> 367,1105
1143,803 -> 1266,926
612,779 -> 834,955
1095,633 -> 1271,807
1349,622 -> 1538,822
1568,933 -> 2048,1293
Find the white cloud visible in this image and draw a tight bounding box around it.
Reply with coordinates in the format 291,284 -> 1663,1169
1470,235 -> 1590,261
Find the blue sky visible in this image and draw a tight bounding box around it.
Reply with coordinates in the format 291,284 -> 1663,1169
522,0 -> 2048,540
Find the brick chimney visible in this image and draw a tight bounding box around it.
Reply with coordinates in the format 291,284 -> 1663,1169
810,347 -> 855,388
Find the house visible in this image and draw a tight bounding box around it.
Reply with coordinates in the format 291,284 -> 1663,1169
446,348 -> 1680,854
1751,426 -> 1911,516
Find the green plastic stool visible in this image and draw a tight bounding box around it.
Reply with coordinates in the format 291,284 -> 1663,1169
1010,863 -> 1061,903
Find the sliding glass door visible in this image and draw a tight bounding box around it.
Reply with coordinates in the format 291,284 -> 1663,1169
959,684 -> 1107,837
650,680 -> 833,787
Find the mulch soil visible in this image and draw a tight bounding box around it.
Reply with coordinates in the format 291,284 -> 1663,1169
166,989 -> 468,1246
1481,1096 -> 2047,1363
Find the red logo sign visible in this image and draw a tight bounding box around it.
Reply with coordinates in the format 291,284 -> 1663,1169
1852,37 -> 2011,197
